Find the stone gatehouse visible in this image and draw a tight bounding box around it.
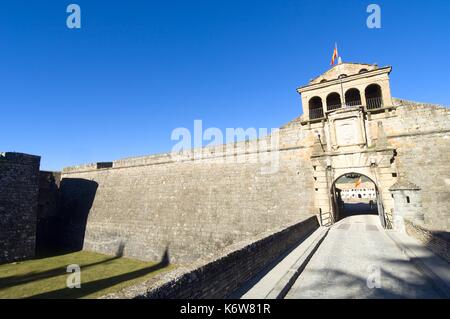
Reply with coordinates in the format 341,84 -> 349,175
1,61 -> 449,264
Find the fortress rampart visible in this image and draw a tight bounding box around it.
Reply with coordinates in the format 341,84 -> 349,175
0,152 -> 40,263
56,99 -> 450,264
58,127 -> 317,263
1,63 -> 449,269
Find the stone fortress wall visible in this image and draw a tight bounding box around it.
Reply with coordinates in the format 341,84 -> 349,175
58,98 -> 450,264
59,126 -> 317,264
1,62 -> 449,268
0,152 -> 40,263
369,100 -> 450,230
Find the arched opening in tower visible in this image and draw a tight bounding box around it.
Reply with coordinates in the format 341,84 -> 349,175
344,88 -> 362,107
326,92 -> 342,111
365,84 -> 383,109
309,96 -> 324,119
331,173 -> 379,222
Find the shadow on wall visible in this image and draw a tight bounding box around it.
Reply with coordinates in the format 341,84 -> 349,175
427,230 -> 450,263
405,220 -> 450,263
36,172 -> 61,256
58,178 -> 98,252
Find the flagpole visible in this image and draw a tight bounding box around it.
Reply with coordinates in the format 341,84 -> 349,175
335,44 -> 346,107
337,61 -> 346,108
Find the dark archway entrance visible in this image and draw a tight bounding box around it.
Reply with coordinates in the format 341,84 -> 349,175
330,173 -> 386,228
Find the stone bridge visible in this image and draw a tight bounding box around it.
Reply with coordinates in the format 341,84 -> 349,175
238,214 -> 449,299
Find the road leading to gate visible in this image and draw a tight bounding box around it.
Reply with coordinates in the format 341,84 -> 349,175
285,214 -> 443,299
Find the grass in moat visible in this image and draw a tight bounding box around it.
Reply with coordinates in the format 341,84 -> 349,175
0,250 -> 174,299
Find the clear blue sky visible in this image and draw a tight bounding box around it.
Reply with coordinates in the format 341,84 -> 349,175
1,0 -> 449,170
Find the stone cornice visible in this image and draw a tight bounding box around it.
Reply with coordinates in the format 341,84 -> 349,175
297,66 -> 392,94
310,147 -> 395,159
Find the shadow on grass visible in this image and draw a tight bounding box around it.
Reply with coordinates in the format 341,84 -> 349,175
26,248 -> 170,299
0,251 -> 123,290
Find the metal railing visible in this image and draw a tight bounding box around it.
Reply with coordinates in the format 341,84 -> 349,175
309,98 -> 384,120
319,211 -> 333,227
366,97 -> 384,110
345,100 -> 362,107
309,108 -> 324,120
327,104 -> 342,111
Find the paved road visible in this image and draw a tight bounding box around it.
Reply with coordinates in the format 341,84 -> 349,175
285,214 -> 442,299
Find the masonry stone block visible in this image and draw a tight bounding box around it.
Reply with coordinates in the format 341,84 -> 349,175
0,152 -> 40,263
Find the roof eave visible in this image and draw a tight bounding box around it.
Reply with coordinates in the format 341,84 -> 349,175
297,66 -> 392,94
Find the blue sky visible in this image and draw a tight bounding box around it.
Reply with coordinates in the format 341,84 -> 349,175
1,0 -> 449,170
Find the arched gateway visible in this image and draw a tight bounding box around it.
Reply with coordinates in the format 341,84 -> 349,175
308,107 -> 397,229
330,173 -> 386,228
299,63 -> 398,229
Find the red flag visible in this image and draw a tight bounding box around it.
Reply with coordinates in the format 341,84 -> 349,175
355,177 -> 362,188
331,44 -> 338,66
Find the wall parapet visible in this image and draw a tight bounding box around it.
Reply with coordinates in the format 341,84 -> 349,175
0,152 -> 40,166
393,98 -> 448,110
62,134 -> 311,174
404,218 -> 450,263
102,216 -> 319,299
